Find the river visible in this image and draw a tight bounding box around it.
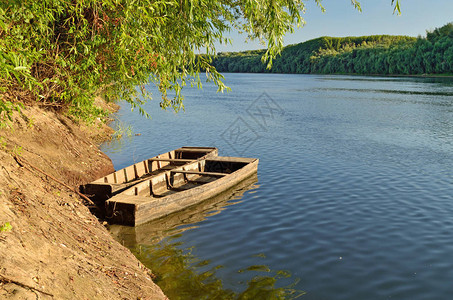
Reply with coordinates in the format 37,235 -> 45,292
102,74 -> 453,299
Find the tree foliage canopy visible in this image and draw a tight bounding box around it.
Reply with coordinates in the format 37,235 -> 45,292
0,0 -> 401,124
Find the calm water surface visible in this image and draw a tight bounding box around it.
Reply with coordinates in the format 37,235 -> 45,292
103,74 -> 453,299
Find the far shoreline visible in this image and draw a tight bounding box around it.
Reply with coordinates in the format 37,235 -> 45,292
217,72 -> 453,79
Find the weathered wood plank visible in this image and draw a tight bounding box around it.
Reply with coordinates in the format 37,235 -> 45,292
115,170 -> 125,183
170,170 -> 227,177
125,166 -> 136,181
149,158 -> 195,162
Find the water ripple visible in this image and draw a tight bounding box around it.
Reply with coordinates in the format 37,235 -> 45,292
105,74 -> 453,300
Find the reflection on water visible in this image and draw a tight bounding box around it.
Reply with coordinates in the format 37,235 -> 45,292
317,87 -> 453,97
110,175 -> 304,299
318,75 -> 453,85
130,236 -> 303,300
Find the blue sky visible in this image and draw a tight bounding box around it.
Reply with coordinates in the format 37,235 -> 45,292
215,0 -> 453,53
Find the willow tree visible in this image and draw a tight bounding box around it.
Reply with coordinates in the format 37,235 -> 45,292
0,0 -> 401,123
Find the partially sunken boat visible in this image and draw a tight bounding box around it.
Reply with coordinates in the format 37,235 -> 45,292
109,174 -> 259,246
82,147 -> 218,204
106,156 -> 259,226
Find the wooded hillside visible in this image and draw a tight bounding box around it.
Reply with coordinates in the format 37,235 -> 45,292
213,22 -> 453,76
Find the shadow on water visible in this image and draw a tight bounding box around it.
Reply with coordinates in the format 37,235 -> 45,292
109,175 -> 305,299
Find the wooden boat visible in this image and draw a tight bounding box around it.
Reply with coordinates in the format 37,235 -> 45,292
82,147 -> 218,203
109,174 -> 259,246
106,156 -> 259,226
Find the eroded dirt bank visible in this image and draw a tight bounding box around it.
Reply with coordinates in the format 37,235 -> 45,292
0,105 -> 167,299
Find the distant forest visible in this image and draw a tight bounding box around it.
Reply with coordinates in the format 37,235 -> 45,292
212,22 -> 453,76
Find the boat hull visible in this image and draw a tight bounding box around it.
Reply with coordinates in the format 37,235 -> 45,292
106,157 -> 258,226
108,174 -> 259,245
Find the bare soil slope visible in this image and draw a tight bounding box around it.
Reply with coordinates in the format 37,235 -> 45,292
0,106 -> 166,299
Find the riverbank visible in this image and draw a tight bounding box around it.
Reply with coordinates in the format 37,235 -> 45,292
0,102 -> 167,299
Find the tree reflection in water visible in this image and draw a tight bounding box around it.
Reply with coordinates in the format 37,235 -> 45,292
110,175 -> 305,299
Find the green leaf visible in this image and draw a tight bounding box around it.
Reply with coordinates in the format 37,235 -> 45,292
13,66 -> 28,71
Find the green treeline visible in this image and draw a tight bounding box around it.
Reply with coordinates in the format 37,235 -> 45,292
213,22 -> 453,76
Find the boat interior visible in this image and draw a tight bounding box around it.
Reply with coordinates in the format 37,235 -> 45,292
123,159 -> 250,198
92,147 -> 217,186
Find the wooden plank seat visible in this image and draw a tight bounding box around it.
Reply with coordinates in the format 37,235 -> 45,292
170,170 -> 228,177
149,158 -> 195,162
